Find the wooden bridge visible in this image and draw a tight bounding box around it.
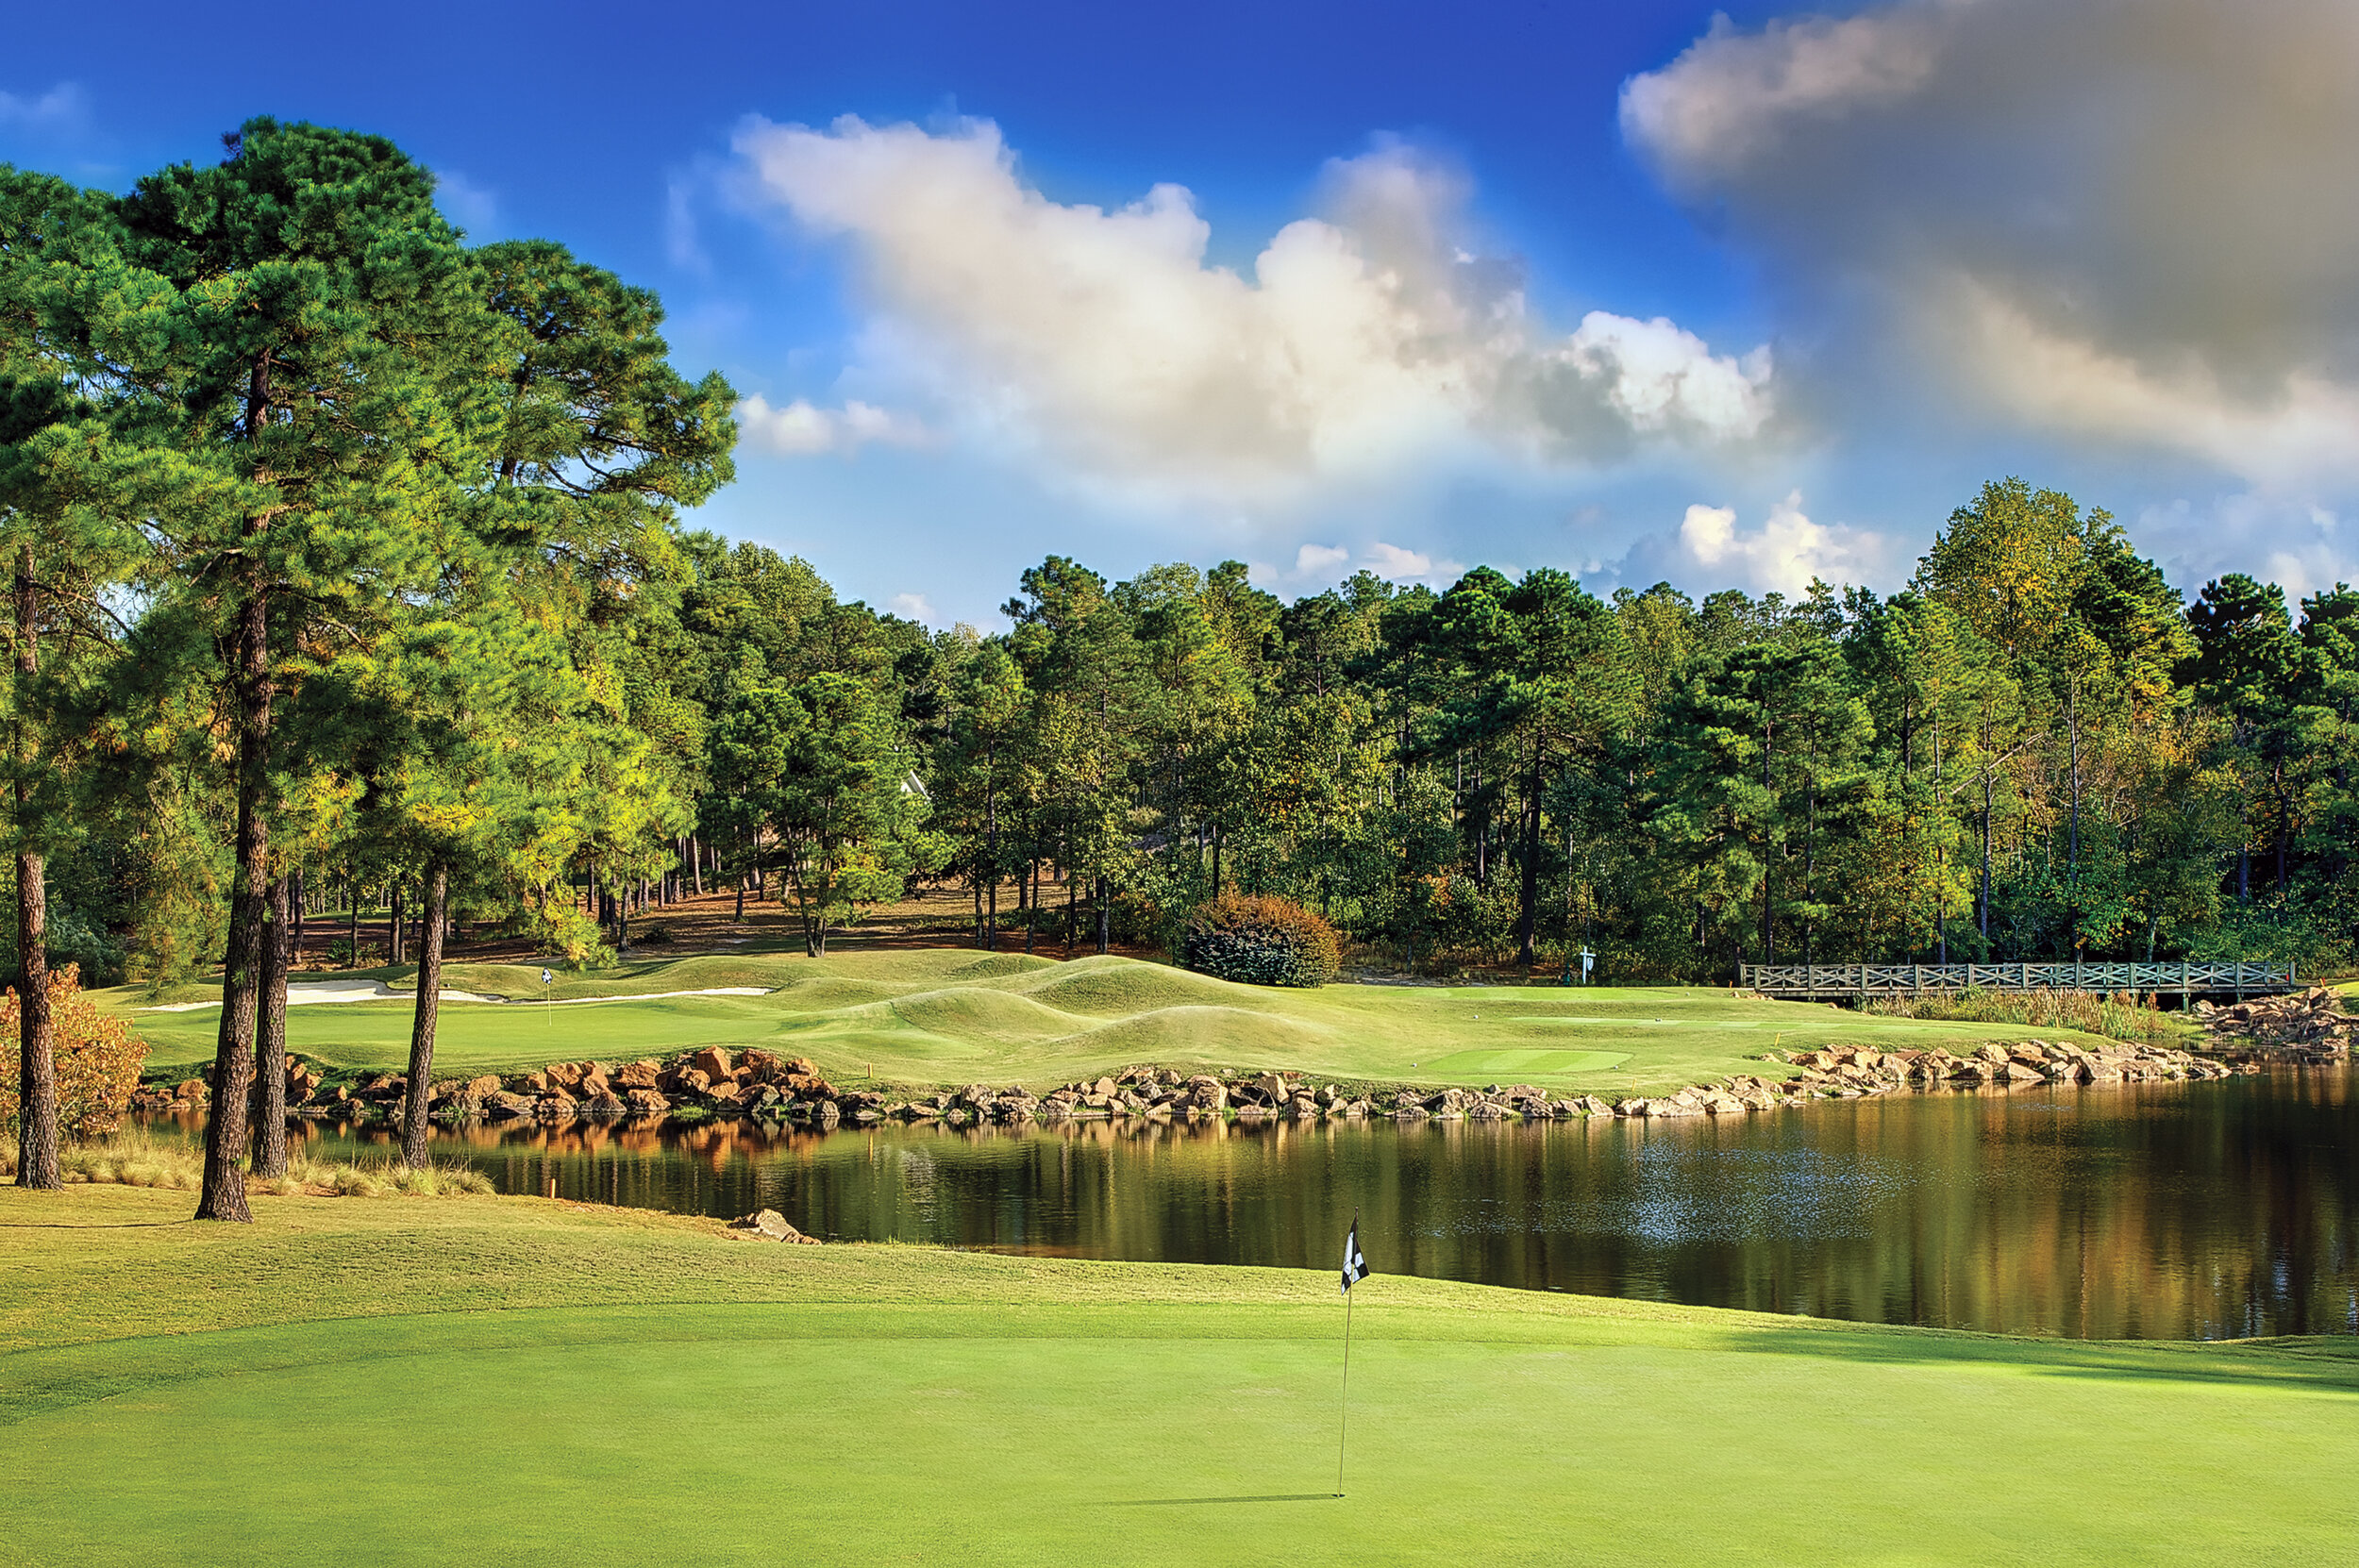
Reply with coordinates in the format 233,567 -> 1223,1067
1739,961 -> 2298,1001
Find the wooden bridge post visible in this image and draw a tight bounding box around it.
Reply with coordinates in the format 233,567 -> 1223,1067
2181,959 -> 2189,1011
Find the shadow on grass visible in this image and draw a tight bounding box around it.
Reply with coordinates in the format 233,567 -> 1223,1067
1109,1494 -> 1337,1506
1712,1319 -> 2359,1396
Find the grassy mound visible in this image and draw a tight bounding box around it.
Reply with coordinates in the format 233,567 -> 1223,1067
1004,955 -> 1263,1015
3,1185 -> 2354,1566
1057,1005 -> 1337,1063
99,951 -> 2197,1099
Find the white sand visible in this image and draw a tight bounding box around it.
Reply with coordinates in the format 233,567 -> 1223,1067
142,981 -> 772,1012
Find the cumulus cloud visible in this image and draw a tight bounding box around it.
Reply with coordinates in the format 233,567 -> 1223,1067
888,592 -> 937,623
1621,0 -> 2359,492
1671,492 -> 1889,597
1362,541 -> 1466,585
731,116 -> 1773,504
737,394 -> 931,457
1294,543 -> 1351,575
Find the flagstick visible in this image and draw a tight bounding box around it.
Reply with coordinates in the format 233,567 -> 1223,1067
1335,1278 -> 1355,1496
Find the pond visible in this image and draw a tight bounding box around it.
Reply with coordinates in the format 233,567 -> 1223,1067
148,1064 -> 2359,1341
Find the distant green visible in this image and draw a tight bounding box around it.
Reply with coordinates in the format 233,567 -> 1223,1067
3,1186 -> 2354,1567
104,950 -> 2183,1098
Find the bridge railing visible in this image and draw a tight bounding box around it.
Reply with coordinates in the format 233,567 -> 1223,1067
1738,961 -> 2296,998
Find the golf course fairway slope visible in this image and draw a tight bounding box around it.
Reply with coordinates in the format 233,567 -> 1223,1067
101,950 -> 2161,1099
5,1187 -> 2355,1567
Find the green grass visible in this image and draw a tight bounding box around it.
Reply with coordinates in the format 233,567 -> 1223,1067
101,949 -> 2186,1098
2,1184 -> 2354,1566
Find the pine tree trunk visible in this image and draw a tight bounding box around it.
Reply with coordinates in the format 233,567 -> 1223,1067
12,543 -> 58,1190
1515,748 -> 1542,971
347,873 -> 360,969
251,873 -> 291,1178
389,881 -> 405,966
196,578 -> 271,1224
1096,876 -> 1109,955
401,860 -> 449,1169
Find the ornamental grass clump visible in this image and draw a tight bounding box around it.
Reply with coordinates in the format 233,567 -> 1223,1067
1181,893 -> 1341,989
26,1128 -> 494,1197
1865,988 -> 2176,1044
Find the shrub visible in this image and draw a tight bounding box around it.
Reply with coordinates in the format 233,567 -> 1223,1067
0,963 -> 147,1143
1182,892 -> 1340,988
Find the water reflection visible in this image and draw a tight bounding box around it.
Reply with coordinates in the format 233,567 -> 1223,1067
149,1066 -> 2359,1340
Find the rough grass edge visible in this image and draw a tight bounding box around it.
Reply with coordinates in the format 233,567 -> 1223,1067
2,1127 -> 493,1197
1862,987 -> 2182,1044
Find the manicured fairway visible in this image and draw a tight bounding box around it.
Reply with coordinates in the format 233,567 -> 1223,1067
4,1187 -> 2356,1567
100,950 -> 2158,1098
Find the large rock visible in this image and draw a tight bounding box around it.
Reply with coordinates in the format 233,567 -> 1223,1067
615,1059 -> 661,1090
689,1046 -> 734,1082
730,1209 -> 822,1244
623,1088 -> 671,1116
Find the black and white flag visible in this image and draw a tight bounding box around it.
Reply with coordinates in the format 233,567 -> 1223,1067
1340,1218 -> 1369,1295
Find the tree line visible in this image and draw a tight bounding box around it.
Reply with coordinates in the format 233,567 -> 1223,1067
7,122 -> 2355,1217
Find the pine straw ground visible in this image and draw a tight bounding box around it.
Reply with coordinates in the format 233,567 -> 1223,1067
2,1185 -> 2355,1567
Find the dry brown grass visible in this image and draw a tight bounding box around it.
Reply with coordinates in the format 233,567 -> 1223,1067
19,1127 -> 494,1197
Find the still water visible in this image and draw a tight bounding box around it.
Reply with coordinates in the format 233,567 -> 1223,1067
162,1066 -> 2359,1341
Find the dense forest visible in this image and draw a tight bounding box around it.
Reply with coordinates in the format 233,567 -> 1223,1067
7,125 -> 2358,1007
6,121 -> 2358,1205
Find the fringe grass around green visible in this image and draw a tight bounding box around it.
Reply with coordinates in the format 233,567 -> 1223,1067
1862,987 -> 2180,1043
2,1127 -> 492,1197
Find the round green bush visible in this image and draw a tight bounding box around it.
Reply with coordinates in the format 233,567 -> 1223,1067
1181,893 -> 1340,988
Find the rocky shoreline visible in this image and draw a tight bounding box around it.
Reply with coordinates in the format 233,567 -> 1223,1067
131,1033 -> 2256,1132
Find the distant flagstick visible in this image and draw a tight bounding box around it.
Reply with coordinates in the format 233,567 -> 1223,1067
1337,1211 -> 1370,1496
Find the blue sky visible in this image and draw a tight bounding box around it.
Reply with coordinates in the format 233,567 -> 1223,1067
8,0 -> 2358,626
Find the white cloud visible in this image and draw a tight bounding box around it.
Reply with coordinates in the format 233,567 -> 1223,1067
0,82 -> 88,138
1363,542 -> 1466,585
737,394 -> 930,457
1619,10 -> 1944,187
1294,543 -> 1350,575
888,592 -> 937,623
431,171 -> 497,236
2138,493 -> 2355,609
1621,0 -> 2359,492
730,116 -> 1773,506
1675,492 -> 1887,596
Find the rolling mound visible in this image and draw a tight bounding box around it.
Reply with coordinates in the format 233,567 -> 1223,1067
1053,1004 -> 1336,1062
998,956 -> 1257,1015
856,986 -> 1092,1044
945,953 -> 1062,980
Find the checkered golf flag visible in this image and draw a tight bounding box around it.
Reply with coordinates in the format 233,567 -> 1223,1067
1341,1218 -> 1369,1294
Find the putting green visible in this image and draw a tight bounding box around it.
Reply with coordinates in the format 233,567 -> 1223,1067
4,1187 -> 2355,1566
101,950 -> 2188,1098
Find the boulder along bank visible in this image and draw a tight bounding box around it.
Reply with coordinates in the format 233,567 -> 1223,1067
133,1035 -> 2251,1132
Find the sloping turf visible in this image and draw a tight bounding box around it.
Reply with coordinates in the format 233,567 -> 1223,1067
2,1186 -> 2354,1567
100,949 -> 2183,1097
